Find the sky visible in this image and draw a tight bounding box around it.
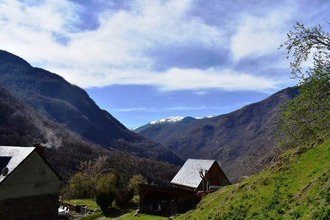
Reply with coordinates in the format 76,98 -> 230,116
0,0 -> 329,128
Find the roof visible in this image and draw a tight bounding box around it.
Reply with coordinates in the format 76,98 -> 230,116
170,159 -> 216,189
0,146 -> 62,183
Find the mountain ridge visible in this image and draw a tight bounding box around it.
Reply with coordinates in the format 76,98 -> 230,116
0,84 -> 180,184
135,87 -> 298,182
0,50 -> 182,165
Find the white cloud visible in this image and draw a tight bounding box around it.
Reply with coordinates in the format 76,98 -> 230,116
112,102 -> 254,113
0,0 -> 313,93
0,0 -> 223,79
230,7 -> 294,60
0,0 -> 79,63
52,66 -> 280,92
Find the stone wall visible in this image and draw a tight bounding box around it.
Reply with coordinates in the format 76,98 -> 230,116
0,193 -> 59,220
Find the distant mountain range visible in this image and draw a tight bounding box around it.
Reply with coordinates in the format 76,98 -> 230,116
0,50 -> 182,166
135,88 -> 297,182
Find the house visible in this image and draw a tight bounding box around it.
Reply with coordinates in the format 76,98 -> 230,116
139,159 -> 230,216
139,184 -> 199,216
171,159 -> 231,192
0,145 -> 62,220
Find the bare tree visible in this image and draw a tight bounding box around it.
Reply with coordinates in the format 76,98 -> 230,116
79,156 -> 108,198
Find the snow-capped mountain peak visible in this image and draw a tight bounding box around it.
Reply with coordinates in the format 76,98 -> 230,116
195,115 -> 216,119
149,116 -> 185,125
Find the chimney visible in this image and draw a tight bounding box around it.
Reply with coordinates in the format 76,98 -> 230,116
33,143 -> 45,157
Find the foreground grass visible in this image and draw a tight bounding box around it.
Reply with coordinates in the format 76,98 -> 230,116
79,204 -> 166,220
64,199 -> 100,210
66,199 -> 166,220
117,213 -> 167,220
175,138 -> 330,219
64,196 -> 165,220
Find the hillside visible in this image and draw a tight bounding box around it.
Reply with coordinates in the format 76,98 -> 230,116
175,138 -> 330,219
136,88 -> 297,182
0,50 -> 182,165
0,84 -> 111,178
0,85 -> 179,183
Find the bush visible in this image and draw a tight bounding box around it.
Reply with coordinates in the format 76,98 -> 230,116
95,191 -> 115,211
115,188 -> 134,207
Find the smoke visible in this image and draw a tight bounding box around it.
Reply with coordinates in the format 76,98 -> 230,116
41,127 -> 62,149
9,106 -> 63,150
17,109 -> 64,150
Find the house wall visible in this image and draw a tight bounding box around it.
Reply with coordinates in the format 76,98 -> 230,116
0,151 -> 60,200
195,163 -> 230,191
207,163 -> 229,186
139,184 -> 198,216
0,193 -> 59,220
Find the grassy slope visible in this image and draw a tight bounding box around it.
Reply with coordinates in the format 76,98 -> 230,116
176,138 -> 330,220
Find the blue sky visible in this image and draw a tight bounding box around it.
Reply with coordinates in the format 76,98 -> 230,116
0,0 -> 328,128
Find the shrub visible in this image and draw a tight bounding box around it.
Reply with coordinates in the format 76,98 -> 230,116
114,188 -> 134,207
95,191 -> 115,211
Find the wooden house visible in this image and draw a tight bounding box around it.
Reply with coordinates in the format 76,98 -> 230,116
171,159 -> 231,192
0,146 -> 62,220
139,159 -> 230,216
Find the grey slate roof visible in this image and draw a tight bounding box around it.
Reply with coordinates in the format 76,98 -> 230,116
171,159 -> 216,189
0,146 -> 35,183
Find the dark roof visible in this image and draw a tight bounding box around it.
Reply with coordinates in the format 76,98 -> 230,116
171,159 -> 216,189
0,146 -> 62,184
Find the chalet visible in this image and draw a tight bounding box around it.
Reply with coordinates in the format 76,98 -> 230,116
171,159 -> 230,192
139,159 -> 230,216
0,146 -> 62,220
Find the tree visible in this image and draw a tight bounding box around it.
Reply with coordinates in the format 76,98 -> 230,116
69,172 -> 91,198
63,156 -> 108,200
280,22 -> 329,78
96,172 -> 118,193
278,22 -> 330,148
114,188 -> 134,207
96,191 -> 115,212
128,174 -> 147,195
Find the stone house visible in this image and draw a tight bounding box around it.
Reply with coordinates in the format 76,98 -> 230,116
0,146 -> 62,220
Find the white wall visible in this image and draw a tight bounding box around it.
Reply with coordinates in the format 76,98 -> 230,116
0,151 -> 60,200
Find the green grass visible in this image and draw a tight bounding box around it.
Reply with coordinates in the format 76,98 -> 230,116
117,213 -> 167,220
80,211 -> 104,220
64,199 -> 100,210
63,198 -> 167,220
175,138 -> 330,220
78,201 -> 166,220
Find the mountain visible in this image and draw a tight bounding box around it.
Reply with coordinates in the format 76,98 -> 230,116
0,84 -> 111,178
150,116 -> 186,124
133,116 -> 196,133
135,88 -> 298,182
0,50 -> 182,165
0,78 -> 180,185
176,137 -> 330,219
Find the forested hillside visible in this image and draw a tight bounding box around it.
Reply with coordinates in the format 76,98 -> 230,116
0,50 -> 182,165
0,85 -> 179,183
